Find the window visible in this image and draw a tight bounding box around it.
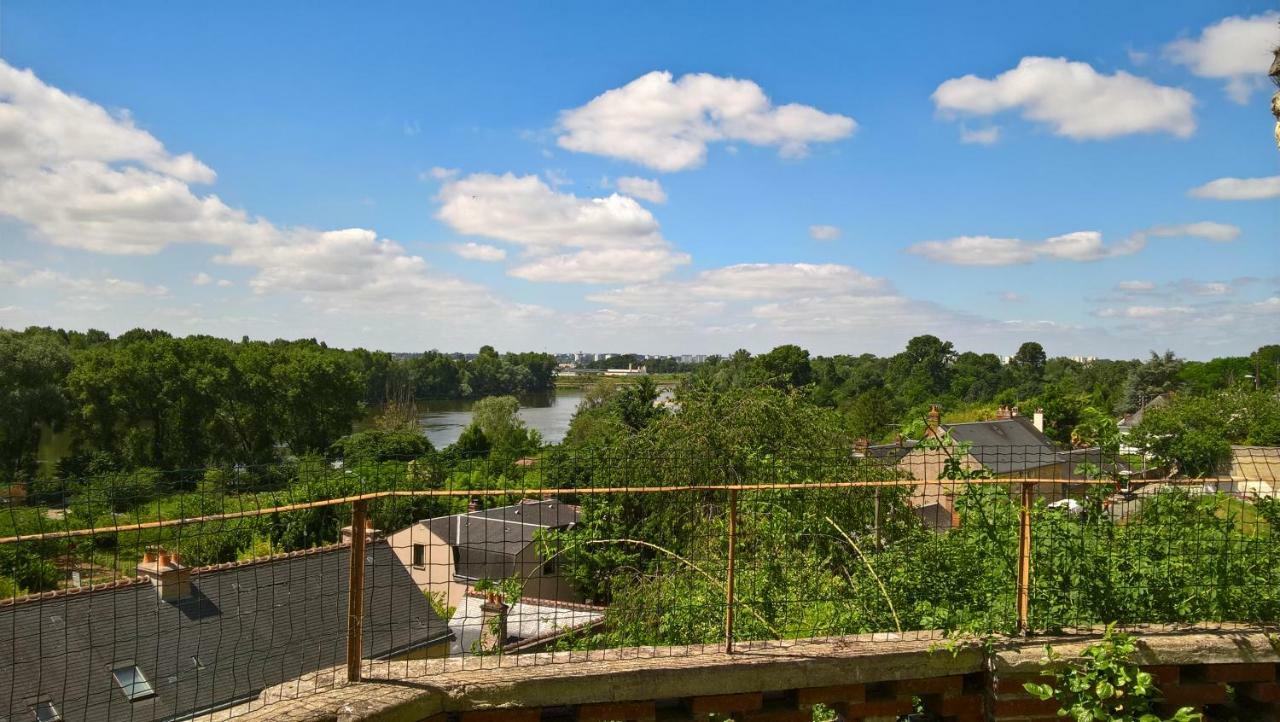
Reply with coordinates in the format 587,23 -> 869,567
412,543 -> 426,567
112,665 -> 156,701
31,701 -> 61,722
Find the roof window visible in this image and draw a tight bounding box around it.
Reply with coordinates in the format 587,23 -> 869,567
112,665 -> 156,701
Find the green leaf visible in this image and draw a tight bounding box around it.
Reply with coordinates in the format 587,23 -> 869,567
1023,682 -> 1055,700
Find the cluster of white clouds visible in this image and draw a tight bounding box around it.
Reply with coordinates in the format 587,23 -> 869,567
932,56 -> 1196,141
907,222 -> 1238,267
0,60 -> 530,330
435,172 -> 689,283
1,8 -> 1273,355
931,13 -> 1277,144
556,71 -> 856,171
1164,11 -> 1280,103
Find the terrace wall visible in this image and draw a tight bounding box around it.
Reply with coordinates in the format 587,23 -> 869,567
229,629 -> 1280,722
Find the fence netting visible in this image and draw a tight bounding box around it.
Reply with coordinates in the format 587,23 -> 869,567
2,445 -> 1278,720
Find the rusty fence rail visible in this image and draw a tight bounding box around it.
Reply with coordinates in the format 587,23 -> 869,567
1,445 -> 1278,720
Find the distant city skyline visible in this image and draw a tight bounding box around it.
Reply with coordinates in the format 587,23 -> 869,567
0,2 -> 1276,360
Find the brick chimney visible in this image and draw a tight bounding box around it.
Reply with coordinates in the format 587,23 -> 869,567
467,497 -> 480,513
1033,408 -> 1045,433
995,405 -> 1012,420
340,518 -> 383,544
479,591 -> 509,652
926,404 -> 941,434
136,547 -> 191,602
854,438 -> 870,457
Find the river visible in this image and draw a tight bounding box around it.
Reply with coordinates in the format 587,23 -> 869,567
413,389 -> 585,448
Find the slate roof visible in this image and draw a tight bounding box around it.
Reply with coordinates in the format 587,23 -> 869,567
0,540 -> 451,722
942,417 -> 1060,474
424,499 -> 578,580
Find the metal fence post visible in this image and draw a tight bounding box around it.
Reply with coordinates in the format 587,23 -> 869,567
346,499 -> 368,682
724,488 -> 738,654
1016,482 -> 1032,634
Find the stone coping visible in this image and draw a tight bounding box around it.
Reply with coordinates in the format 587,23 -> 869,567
220,627 -> 1280,722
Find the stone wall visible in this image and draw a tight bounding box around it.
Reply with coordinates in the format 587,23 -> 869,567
226,629 -> 1280,722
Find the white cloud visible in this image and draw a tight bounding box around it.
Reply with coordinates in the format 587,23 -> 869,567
0,60 -> 538,329
932,56 -> 1196,140
435,172 -> 689,283
216,279 -> 233,288
615,176 -> 667,204
1097,305 -> 1193,319
908,222 -> 1239,266
960,126 -> 1001,145
1189,176 -> 1280,201
450,242 -> 507,262
1,261 -> 169,313
1164,12 -> 1280,103
421,166 -> 459,182
1142,221 -> 1239,243
544,169 -> 573,188
589,263 -> 887,308
1186,281 -> 1231,296
1117,280 -> 1156,292
556,71 -> 856,171
1000,291 -> 1023,302
808,224 -> 841,241
193,272 -> 213,286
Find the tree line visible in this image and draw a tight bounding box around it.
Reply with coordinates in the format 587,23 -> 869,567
0,327 -> 555,482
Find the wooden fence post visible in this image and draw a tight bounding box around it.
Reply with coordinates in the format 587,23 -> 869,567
725,489 -> 738,654
1016,482 -> 1032,634
346,499 -> 368,682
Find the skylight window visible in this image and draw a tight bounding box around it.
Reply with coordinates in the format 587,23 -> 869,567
112,665 -> 156,701
31,700 -> 61,722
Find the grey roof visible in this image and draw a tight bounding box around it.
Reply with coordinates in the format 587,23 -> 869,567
0,540 -> 451,722
425,499 -> 578,574
859,439 -> 918,465
942,417 -> 1060,474
1119,393 -> 1170,429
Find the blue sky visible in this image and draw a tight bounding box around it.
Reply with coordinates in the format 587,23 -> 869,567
0,1 -> 1276,359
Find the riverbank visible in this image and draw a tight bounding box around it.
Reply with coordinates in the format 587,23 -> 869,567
553,372 -> 685,389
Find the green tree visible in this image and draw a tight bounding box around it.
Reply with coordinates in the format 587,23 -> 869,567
1130,395 -> 1230,477
0,331 -> 72,481
887,335 -> 956,406
757,344 -> 813,389
1119,351 -> 1183,414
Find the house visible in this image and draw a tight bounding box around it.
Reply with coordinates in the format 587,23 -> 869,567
0,540 -> 452,722
1117,393 -> 1171,452
897,405 -> 1119,530
1207,445 -> 1280,497
386,498 -> 581,611
446,590 -> 604,656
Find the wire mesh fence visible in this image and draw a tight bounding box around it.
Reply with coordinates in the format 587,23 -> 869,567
2,444 -> 1278,720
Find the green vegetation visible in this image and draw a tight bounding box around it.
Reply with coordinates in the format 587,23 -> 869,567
1024,626 -> 1201,721
2,323 -> 1278,688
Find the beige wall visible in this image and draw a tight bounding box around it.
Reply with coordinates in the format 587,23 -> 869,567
385,520 -> 584,608
385,522 -> 466,610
